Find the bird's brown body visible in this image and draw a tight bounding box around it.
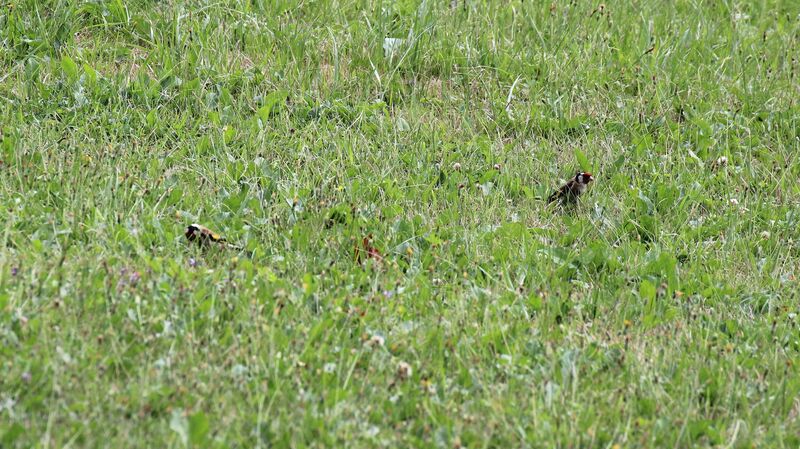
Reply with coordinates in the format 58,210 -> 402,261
548,172 -> 594,204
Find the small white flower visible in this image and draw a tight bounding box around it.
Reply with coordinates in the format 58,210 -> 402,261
323,362 -> 336,374
716,156 -> 728,166
383,37 -> 405,58
729,198 -> 739,206
0,397 -> 16,413
761,230 -> 771,239
364,425 -> 380,438
425,382 -> 437,395
366,334 -> 385,348
231,364 -> 248,378
56,346 -> 73,365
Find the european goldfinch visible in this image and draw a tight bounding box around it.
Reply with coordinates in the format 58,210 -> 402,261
547,171 -> 595,204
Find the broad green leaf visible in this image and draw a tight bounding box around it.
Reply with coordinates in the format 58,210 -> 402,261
639,279 -> 656,301
61,56 -> 79,80
257,90 -> 289,121
189,412 -> 210,446
146,109 -> 157,128
574,148 -> 590,172
82,63 -> 97,84
424,233 -> 443,245
2,423 -> 25,445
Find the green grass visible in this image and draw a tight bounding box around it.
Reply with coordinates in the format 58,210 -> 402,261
1,0 -> 800,447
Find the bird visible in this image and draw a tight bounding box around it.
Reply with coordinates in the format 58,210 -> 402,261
547,171 -> 594,204
185,223 -> 227,247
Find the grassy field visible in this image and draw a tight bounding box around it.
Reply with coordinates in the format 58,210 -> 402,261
1,0 -> 800,447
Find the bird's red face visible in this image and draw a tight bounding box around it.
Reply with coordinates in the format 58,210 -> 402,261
575,172 -> 594,184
